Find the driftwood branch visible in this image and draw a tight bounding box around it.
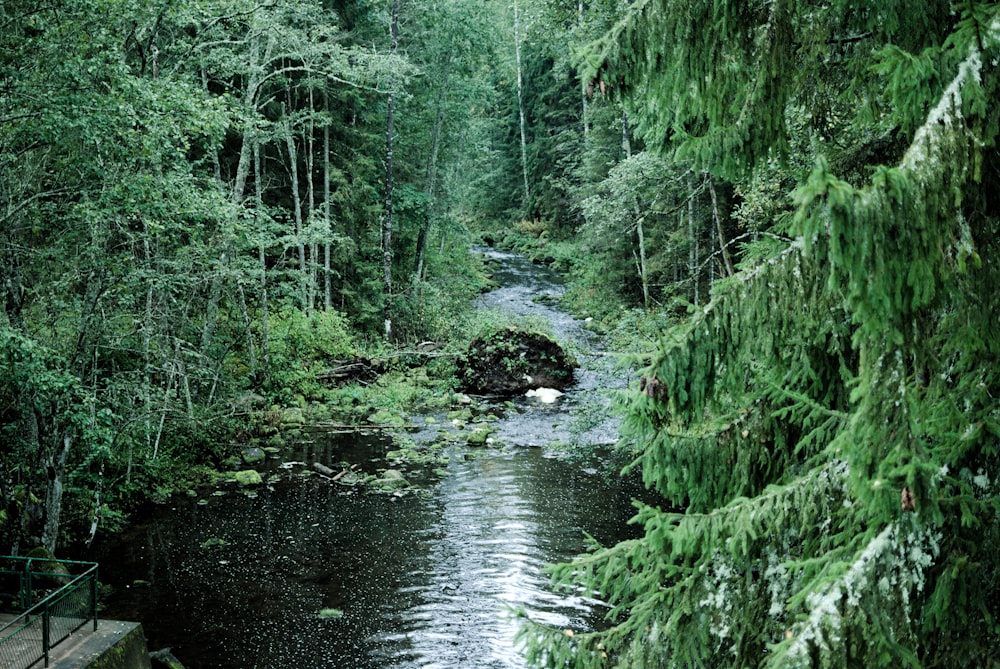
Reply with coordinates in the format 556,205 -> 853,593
312,462 -> 359,482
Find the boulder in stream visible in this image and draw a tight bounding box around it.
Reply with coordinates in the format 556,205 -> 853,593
231,470 -> 263,486
458,326 -> 577,395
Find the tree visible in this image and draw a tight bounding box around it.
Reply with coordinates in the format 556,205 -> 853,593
523,2 -> 1000,667
382,0 -> 400,341
513,0 -> 532,207
0,0 -> 409,551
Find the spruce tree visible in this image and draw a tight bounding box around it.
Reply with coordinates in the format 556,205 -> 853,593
523,2 -> 1000,667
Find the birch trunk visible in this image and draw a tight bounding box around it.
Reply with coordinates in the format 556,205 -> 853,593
285,110 -> 308,309
514,0 -> 531,206
706,175 -> 734,277
307,87 -> 317,315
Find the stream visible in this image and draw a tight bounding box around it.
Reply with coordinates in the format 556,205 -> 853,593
88,247 -> 641,668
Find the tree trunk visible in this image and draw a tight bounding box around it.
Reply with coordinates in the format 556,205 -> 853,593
414,56 -> 451,285
514,0 -> 531,207
142,235 -> 155,471
254,140 -> 270,378
200,252 -> 225,356
579,0 -> 589,139
636,218 -> 650,307
706,174 -> 734,277
688,172 -> 699,307
307,87 -> 317,315
231,36 -> 261,206
285,109 -> 308,310
323,89 -> 333,311
382,0 -> 400,341
622,112 -> 649,307
42,430 -> 72,555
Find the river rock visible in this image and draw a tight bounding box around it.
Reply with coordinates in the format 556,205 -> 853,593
525,387 -> 564,403
231,470 -> 263,486
373,469 -> 408,491
242,447 -> 266,464
466,425 -> 495,446
458,326 -> 577,395
150,647 -> 186,669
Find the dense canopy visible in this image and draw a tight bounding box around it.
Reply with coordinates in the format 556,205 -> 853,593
2,1 -> 997,667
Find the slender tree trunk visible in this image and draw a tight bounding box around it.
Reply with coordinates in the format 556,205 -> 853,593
231,34 -> 264,206
254,141 -> 270,378
622,112 -> 649,306
382,0 -> 400,341
688,172 -> 699,307
1,230 -> 25,330
85,463 -> 103,549
307,87 -> 317,314
237,282 -> 256,376
579,1 -> 589,139
200,252 -> 225,355
636,218 -> 649,306
284,109 -> 308,309
203,66 -> 223,184
140,233 -> 157,480
514,0 -> 531,207
323,89 -> 333,311
42,430 -> 72,555
0,456 -> 23,554
414,56 -> 451,285
706,175 -> 734,277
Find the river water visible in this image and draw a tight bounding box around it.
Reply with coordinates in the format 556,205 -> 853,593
89,248 -> 640,668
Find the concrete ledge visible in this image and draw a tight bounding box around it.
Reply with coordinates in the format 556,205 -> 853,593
47,620 -> 151,669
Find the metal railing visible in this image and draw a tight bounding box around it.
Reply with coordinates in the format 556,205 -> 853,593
0,556 -> 99,669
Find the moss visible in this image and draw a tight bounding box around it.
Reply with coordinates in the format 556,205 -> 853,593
466,425 -> 495,446
231,470 -> 263,486
318,607 -> 344,620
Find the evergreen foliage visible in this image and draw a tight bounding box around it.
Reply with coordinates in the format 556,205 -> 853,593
523,2 -> 1000,666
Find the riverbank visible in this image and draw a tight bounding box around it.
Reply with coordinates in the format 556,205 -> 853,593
84,245 -> 645,669
154,241 -> 635,504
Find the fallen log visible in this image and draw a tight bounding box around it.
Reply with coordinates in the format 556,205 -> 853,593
312,462 -> 358,482
303,423 -> 403,432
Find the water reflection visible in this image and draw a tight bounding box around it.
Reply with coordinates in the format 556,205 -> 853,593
93,442 -> 638,668
370,448 -> 636,668
90,247 -> 639,668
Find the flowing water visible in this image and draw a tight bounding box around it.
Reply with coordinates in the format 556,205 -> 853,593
89,248 -> 640,668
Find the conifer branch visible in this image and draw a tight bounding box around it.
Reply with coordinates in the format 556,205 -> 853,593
899,18 -> 999,172
770,521 -> 942,668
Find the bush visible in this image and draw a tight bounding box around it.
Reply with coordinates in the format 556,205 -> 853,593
264,309 -> 356,400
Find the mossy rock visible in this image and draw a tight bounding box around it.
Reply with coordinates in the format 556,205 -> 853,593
458,326 -> 577,395
282,407 -> 306,426
242,447 -> 266,464
373,469 -> 408,490
466,426 -> 495,446
368,409 -> 407,427
318,607 -> 344,620
24,547 -> 70,586
231,470 -> 263,486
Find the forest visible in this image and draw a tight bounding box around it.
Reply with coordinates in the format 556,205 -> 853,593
2,0 -> 998,667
